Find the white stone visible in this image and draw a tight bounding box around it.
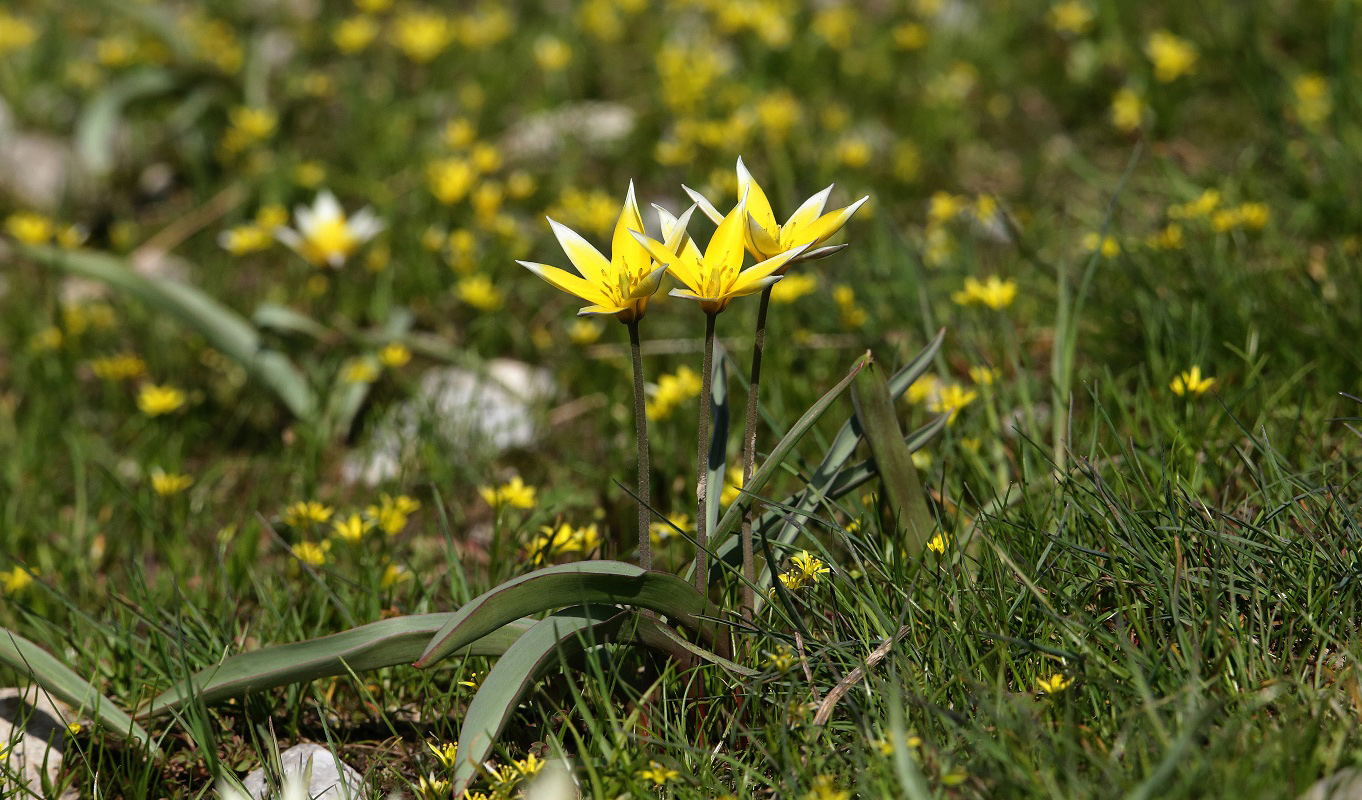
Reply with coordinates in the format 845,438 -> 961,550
342,359 -> 556,485
239,743 -> 365,799
0,686 -> 79,800
500,102 -> 635,161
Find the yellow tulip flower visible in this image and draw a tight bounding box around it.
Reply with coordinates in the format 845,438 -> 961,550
517,182 -> 690,323
632,191 -> 810,315
684,157 -> 869,266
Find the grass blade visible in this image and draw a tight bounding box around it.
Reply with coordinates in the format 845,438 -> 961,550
851,354 -> 935,553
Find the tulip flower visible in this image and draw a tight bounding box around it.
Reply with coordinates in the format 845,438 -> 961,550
274,190 -> 384,268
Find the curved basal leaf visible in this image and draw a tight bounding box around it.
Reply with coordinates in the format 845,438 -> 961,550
451,607 -> 629,795
20,246 -> 317,421
144,614 -> 532,717
416,562 -> 722,669
0,627 -> 153,749
851,356 -> 935,552
75,68 -> 178,176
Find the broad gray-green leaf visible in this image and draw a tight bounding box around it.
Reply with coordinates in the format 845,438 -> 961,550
852,356 -> 935,552
416,562 -> 723,669
144,614 -> 532,717
75,68 -> 179,176
21,245 -> 317,421
253,304 -> 332,341
0,627 -> 153,749
451,606 -> 629,795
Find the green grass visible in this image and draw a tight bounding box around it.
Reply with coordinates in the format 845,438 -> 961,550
3,0 -> 1362,797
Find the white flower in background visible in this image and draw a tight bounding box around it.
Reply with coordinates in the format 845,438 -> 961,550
274,190 -> 384,268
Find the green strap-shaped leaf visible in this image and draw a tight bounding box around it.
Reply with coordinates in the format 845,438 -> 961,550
144,614 -> 532,717
451,606 -> 630,795
0,627 -> 153,750
75,68 -> 179,176
852,356 -> 935,552
417,562 -> 723,669
20,245 -> 317,421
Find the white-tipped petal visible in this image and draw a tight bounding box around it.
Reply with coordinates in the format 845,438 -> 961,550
547,217 -> 611,284
682,185 -> 724,225
783,185 -> 833,232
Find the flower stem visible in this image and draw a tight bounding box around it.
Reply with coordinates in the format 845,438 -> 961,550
694,313 -> 717,593
629,320 -> 651,570
738,287 -> 772,620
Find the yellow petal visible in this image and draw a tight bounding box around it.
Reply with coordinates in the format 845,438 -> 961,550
727,243 -> 809,294
631,229 -> 703,296
781,186 -> 833,239
547,218 -> 612,286
682,185 -> 724,225
746,213 -> 783,260
611,180 -> 651,280
736,156 -> 778,238
578,302 -> 632,316
705,194 -> 749,291
625,264 -> 668,301
517,260 -> 614,307
788,196 -> 870,248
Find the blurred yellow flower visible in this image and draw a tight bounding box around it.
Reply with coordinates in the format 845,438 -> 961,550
331,513 -> 373,543
805,776 -> 850,800
649,512 -> 694,546
0,12 -> 38,56
292,541 -> 330,568
1145,30 -> 1197,83
28,326 -> 62,352
1037,673 -> 1072,694
275,191 -> 384,268
366,493 -> 420,535
458,275 -> 504,312
381,563 -> 411,588
755,91 -> 801,141
222,106 -> 276,155
638,761 -> 681,785
1081,232 -> 1120,258
217,223 -> 273,255
567,318 -> 603,345
646,366 -> 703,419
952,276 -> 1017,310
284,501 -> 334,528
1170,366 -> 1214,396
929,384 -> 977,422
391,10 -> 452,62
333,15 -> 379,54
1110,88 -> 1146,133
519,182 -> 682,323
90,353 -> 147,381
892,22 -> 929,50
1,566 -> 34,595
719,464 -> 745,508
769,273 -> 818,304
427,157 -> 476,205
56,224 -> 88,250
687,157 -> 869,265
379,342 -> 411,368
5,212 -> 53,245
927,532 -> 947,554
906,374 -> 939,405
525,522 -> 602,563
355,0 -> 393,12
295,161 -> 327,188
137,384 -> 186,416
1293,74 -> 1331,128
969,366 -> 998,385
418,776 -> 450,799
1047,1 -> 1093,35
479,476 -> 536,510
150,469 -> 193,497
534,34 -> 572,71
832,284 -> 868,328
1147,223 -> 1184,250
342,359 -> 378,384
1168,189 -> 1220,220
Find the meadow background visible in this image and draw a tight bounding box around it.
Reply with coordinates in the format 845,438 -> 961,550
2,0 -> 1361,797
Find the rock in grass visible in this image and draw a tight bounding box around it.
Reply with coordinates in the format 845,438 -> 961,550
1301,768 -> 1362,800
0,686 -> 79,800
239,743 -> 366,800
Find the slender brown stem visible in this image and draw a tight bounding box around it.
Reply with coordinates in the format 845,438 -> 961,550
694,313 -> 717,593
628,320 -> 651,570
739,287 -> 772,619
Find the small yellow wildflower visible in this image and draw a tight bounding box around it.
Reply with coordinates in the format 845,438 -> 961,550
283,501 -> 334,528
906,374 -> 940,405
28,326 -> 62,352
331,514 -> 373,543
294,161 -> 326,189
90,354 -> 147,381
567,318 -> 603,345
649,512 -> 693,546
222,107 -> 277,154
1237,203 -> 1270,231
1145,30 -> 1198,83
479,476 -> 537,510
333,15 -> 379,54
1110,88 -> 1146,133
418,776 -> 450,799
769,272 -> 818,304
892,22 -> 929,50
525,522 -> 601,563
391,10 -> 452,62
929,384 -> 977,423
969,366 -> 998,386
927,532 -> 948,555
805,776 -> 851,800
874,732 -> 923,755
832,285 -> 868,328
275,191 -> 384,268
444,118 -> 476,149
137,384 -> 187,416
1170,366 -> 1215,397
150,469 -> 194,497
780,549 -> 830,591
1,566 -> 35,595
342,359 -> 379,384
56,224 -> 88,250
0,12 -> 38,56
646,366 -> 703,419
217,223 -> 273,255
765,644 -> 796,672
380,563 -> 411,589
365,493 -> 420,536
513,753 -> 545,780
1047,1 -> 1093,35
427,741 -> 458,768
533,35 -> 572,71
1147,223 -> 1184,251
638,761 -> 681,785
1168,189 -> 1220,220
951,275 -> 1018,310
1081,232 -> 1120,258
427,157 -> 476,205
458,275 -> 504,312
6,211 -> 54,245
292,540 -> 329,567
1037,673 -> 1073,694
1293,73 -> 1331,128
255,204 -> 289,229
379,342 -> 412,368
